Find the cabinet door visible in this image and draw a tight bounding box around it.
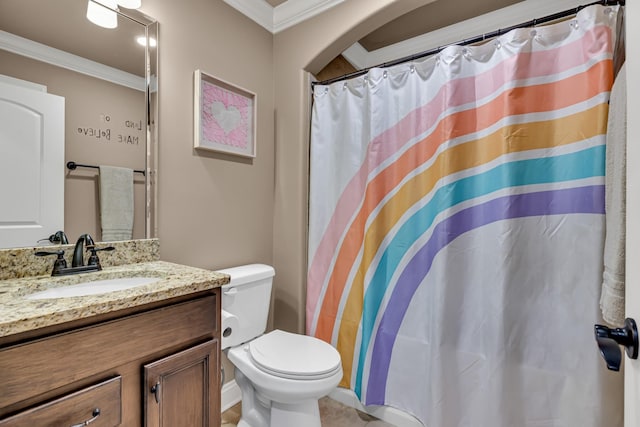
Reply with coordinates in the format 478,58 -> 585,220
144,340 -> 219,427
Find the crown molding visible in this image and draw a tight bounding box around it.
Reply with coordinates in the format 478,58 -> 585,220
223,0 -> 274,32
0,30 -> 145,91
224,0 -> 344,33
273,0 -> 345,33
343,0 -> 585,70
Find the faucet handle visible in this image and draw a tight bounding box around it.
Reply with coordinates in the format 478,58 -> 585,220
35,249 -> 64,257
37,231 -> 69,245
87,246 -> 116,267
35,250 -> 68,275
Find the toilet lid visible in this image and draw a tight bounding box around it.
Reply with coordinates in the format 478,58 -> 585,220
249,330 -> 341,380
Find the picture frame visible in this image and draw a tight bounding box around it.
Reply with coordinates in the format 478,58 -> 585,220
194,69 -> 256,158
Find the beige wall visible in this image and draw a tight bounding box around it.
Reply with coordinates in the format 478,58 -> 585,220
137,0 -> 275,384
140,0 -> 275,270
0,51 -> 147,243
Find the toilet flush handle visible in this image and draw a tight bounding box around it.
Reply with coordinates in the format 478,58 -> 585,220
223,287 -> 238,296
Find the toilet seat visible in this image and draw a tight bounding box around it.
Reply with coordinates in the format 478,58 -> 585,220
249,330 -> 341,380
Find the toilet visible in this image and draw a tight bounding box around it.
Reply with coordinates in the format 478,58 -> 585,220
217,264 -> 342,427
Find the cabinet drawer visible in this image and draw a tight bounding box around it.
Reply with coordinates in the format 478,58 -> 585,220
0,376 -> 121,427
0,294 -> 218,409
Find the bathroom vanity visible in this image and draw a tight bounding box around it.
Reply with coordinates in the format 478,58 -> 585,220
0,240 -> 228,426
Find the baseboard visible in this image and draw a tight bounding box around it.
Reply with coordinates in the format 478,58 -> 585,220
221,380 -> 242,412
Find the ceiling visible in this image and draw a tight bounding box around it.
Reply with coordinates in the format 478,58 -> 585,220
265,0 -> 523,51
359,0 -> 523,51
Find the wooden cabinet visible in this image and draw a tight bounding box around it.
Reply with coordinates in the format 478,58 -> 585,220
144,340 -> 219,427
0,291 -> 221,427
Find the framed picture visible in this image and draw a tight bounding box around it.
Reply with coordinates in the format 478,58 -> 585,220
194,70 -> 256,158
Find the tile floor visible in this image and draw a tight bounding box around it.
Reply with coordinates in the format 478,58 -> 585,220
221,397 -> 395,426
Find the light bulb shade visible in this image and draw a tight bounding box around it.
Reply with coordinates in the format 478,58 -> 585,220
116,0 -> 141,9
87,0 -> 118,29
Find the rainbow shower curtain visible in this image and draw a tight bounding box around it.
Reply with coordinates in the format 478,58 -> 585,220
307,5 -> 623,426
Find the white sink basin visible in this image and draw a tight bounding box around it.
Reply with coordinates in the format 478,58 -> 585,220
26,277 -> 160,300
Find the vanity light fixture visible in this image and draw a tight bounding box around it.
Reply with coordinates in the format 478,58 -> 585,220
86,0 -> 118,29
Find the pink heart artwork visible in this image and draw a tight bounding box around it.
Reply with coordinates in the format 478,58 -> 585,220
201,80 -> 250,149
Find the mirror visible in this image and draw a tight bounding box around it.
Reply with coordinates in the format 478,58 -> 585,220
0,0 -> 157,248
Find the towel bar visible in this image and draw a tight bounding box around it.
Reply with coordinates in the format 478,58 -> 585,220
67,161 -> 146,176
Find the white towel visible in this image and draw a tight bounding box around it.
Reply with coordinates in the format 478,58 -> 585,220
600,63 -> 626,326
99,165 -> 134,241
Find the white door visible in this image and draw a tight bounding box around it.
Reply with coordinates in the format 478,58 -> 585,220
0,80 -> 65,248
626,2 -> 639,426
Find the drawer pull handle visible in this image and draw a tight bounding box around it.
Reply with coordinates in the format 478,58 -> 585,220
151,381 -> 161,404
70,408 -> 100,427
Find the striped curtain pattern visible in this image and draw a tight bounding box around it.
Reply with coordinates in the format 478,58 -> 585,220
308,5 -> 622,426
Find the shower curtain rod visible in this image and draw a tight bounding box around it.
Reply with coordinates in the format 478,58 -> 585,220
313,0 -> 625,86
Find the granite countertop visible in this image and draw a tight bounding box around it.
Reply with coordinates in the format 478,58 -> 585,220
0,261 -> 230,338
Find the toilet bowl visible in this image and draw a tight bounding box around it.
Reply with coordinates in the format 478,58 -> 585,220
217,264 -> 342,427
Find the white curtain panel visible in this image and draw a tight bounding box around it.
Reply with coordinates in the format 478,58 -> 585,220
307,5 -> 623,426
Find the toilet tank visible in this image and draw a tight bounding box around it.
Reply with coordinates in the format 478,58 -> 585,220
216,264 -> 275,349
